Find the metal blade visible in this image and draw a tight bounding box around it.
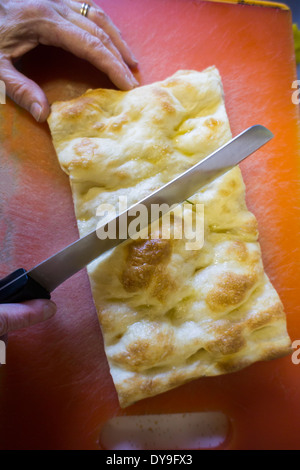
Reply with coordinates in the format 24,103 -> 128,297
29,125 -> 273,292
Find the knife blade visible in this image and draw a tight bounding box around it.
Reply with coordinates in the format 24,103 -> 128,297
0,125 -> 273,304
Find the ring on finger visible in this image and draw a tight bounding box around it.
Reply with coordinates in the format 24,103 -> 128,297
80,2 -> 91,17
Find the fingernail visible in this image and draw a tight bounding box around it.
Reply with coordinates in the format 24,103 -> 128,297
43,301 -> 56,320
131,54 -> 138,66
30,102 -> 42,122
127,74 -> 138,88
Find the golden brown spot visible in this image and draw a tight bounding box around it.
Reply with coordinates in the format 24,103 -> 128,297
259,345 -> 292,361
150,267 -> 175,302
117,376 -> 158,407
161,101 -> 175,114
217,357 -> 251,374
67,138 -> 98,169
168,371 -> 190,389
226,241 -> 249,263
108,114 -> 129,132
163,77 -> 193,91
122,239 -> 172,292
217,342 -> 292,374
206,322 -> 246,355
243,218 -> 258,237
206,272 -> 257,311
247,302 -> 285,331
205,117 -> 220,129
163,79 -> 182,88
62,97 -> 99,118
74,137 -> 97,152
97,306 -> 118,335
235,226 -> 258,241
112,322 -> 174,371
114,170 -> 130,181
152,88 -> 176,114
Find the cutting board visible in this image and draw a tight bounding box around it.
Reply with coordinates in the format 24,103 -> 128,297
0,0 -> 299,450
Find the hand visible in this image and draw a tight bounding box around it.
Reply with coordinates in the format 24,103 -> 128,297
0,299 -> 57,341
0,0 -> 138,122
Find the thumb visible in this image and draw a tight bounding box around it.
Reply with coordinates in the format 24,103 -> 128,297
0,58 -> 50,122
0,300 -> 57,336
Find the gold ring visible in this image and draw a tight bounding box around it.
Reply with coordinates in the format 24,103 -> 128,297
80,3 -> 90,17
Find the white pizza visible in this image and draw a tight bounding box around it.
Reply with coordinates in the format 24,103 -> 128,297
48,67 -> 291,407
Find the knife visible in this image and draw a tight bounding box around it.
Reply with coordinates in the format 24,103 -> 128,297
0,125 -> 273,304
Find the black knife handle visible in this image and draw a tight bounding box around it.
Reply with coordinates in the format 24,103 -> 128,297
0,268 -> 51,304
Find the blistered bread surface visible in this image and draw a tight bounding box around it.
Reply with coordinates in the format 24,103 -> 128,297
48,68 -> 291,407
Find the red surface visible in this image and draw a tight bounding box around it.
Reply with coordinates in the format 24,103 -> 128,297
0,0 -> 299,450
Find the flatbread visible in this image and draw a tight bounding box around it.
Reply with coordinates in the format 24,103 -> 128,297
48,67 -> 291,407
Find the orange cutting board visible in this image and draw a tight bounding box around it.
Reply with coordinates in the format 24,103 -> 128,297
0,0 -> 299,450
